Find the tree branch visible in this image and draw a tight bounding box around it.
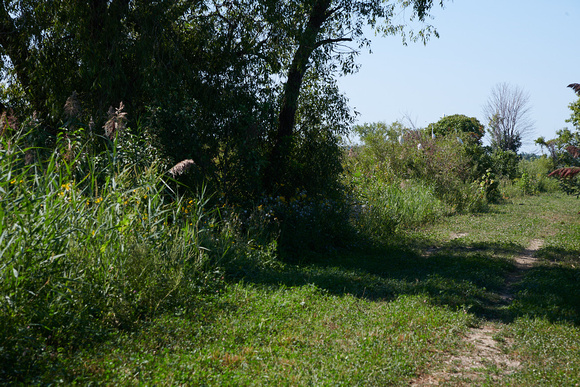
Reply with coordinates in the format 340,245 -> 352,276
314,37 -> 352,48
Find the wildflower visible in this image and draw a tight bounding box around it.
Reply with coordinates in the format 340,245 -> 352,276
95,197 -> 103,204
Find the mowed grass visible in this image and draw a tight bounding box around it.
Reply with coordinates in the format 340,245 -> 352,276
6,193 -> 580,385
58,289 -> 473,385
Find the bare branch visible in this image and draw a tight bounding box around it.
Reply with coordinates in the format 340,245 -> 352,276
483,82 -> 535,153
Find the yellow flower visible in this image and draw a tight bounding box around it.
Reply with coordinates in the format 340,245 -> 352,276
95,197 -> 103,204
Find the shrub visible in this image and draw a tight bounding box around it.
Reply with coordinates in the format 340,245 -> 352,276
477,168 -> 501,203
350,121 -> 489,214
426,114 -> 485,143
548,167 -> 580,197
489,149 -> 519,179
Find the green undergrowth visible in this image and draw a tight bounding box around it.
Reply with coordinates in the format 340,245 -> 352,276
2,126 -> 580,386
0,132 -> 234,381
27,288 -> 475,385
501,318 -> 580,385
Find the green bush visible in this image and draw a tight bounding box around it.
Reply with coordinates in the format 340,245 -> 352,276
426,114 -> 485,143
520,156 -> 561,193
500,156 -> 562,198
489,149 -> 519,179
351,179 -> 445,241
349,122 -> 489,214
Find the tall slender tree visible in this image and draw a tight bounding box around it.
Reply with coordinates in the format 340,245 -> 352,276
264,0 -> 446,191
483,82 -> 535,153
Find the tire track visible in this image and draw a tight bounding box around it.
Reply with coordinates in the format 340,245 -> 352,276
412,238 -> 544,385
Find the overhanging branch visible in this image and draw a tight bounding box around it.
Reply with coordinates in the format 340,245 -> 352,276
314,37 -> 352,48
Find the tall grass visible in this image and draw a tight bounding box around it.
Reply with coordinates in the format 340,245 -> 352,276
351,179 -> 445,240
500,156 -> 561,198
0,130 -> 229,377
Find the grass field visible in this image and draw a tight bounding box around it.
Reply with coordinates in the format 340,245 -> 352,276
7,192 -> 579,385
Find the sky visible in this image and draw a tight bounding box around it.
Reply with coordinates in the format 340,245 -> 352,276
337,0 -> 580,153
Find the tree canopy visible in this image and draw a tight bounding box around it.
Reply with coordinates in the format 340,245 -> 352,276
0,0 -> 445,199
426,114 -> 485,143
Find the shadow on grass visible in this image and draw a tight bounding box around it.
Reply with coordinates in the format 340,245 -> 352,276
225,235 -> 580,325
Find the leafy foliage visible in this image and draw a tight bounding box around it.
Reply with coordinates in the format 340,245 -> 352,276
0,125 -> 234,380
536,93 -> 580,197
426,114 -> 485,143
0,0 -> 449,208
350,121 -> 492,214
548,167 -> 580,197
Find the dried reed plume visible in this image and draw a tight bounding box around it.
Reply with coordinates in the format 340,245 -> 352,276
103,102 -> 128,139
64,91 -> 81,119
0,110 -> 18,138
168,159 -> 195,177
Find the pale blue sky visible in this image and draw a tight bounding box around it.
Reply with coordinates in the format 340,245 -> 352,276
337,0 -> 580,153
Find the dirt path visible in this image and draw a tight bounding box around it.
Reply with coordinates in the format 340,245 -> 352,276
412,237 -> 544,385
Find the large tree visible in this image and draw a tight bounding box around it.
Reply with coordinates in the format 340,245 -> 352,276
483,82 -> 535,153
0,0 -> 446,199
265,0 -> 445,191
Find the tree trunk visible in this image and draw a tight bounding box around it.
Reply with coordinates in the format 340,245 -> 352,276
264,0 -> 332,192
